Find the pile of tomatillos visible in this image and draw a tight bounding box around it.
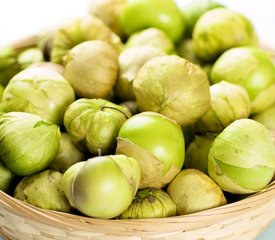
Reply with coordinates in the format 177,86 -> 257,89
0,0 -> 275,219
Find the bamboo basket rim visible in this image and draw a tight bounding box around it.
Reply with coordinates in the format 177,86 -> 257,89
0,179 -> 274,237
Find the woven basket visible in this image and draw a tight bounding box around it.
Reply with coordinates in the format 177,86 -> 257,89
0,180 -> 274,240
1,38 -> 275,240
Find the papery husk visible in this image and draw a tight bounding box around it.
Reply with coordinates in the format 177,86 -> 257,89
176,39 -> 200,64
251,83 -> 275,114
29,62 -> 64,75
253,105 -> 275,130
211,47 -> 275,114
88,0 -> 126,38
179,0 -> 224,38
115,46 -> 166,101
64,40 -> 119,99
64,98 -> 131,155
116,137 -> 181,189
0,160 -> 14,193
194,81 -> 251,133
208,119 -> 275,194
119,101 -> 139,115
124,28 -> 175,54
167,169 -> 227,215
2,66 -> 75,125
0,46 -> 20,86
185,134 -> 216,174
17,48 -> 44,70
50,14 -> 123,64
49,133 -> 85,173
120,188 -> 176,219
133,55 -> 210,127
193,8 -> 258,61
0,112 -> 60,176
14,170 -> 71,212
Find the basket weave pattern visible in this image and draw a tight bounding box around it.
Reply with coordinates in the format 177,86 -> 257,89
0,180 -> 274,240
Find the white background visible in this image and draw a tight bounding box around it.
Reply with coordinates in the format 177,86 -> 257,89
0,0 -> 274,49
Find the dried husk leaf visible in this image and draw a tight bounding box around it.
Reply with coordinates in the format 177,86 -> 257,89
64,40 -> 119,99
253,105 -> 275,130
208,119 -> 275,194
195,81 -> 251,133
185,134 -> 216,174
88,0 -> 126,37
120,188 -> 176,219
14,170 -> 71,212
167,169 -> 227,215
124,28 -> 175,54
116,137 -> 181,189
114,46 -> 166,101
50,15 -> 123,64
133,55 -> 210,127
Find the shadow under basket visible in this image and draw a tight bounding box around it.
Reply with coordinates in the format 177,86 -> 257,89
0,180 -> 274,240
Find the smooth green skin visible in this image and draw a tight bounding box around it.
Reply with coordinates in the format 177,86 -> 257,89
118,112 -> 185,172
0,46 -> 20,86
62,161 -> 86,207
208,119 -> 275,194
0,160 -> 14,192
120,0 -> 185,43
0,112 -> 60,176
14,170 -> 71,212
64,98 -> 131,155
211,47 -> 275,114
73,155 -> 140,219
193,8 -> 258,61
124,28 -> 175,54
179,0 -> 224,37
17,48 -> 44,70
120,188 -> 176,219
2,66 -> 75,125
185,134 -> 216,174
167,169 -> 227,215
49,132 -> 85,173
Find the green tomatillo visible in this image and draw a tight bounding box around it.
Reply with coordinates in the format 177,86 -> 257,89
167,169 -> 227,215
193,8 -> 258,61
14,170 -> 71,212
120,0 -> 185,43
50,15 -> 123,64
211,47 -> 275,114
133,55 -> 210,127
68,155 -> 140,219
64,98 -> 131,155
2,65 -> 75,125
0,112 -> 60,176
116,111 -> 185,189
120,188 -> 176,219
208,119 -> 275,194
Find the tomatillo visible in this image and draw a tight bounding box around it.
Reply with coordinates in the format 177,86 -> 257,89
120,0 -> 185,42
116,111 -> 185,189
